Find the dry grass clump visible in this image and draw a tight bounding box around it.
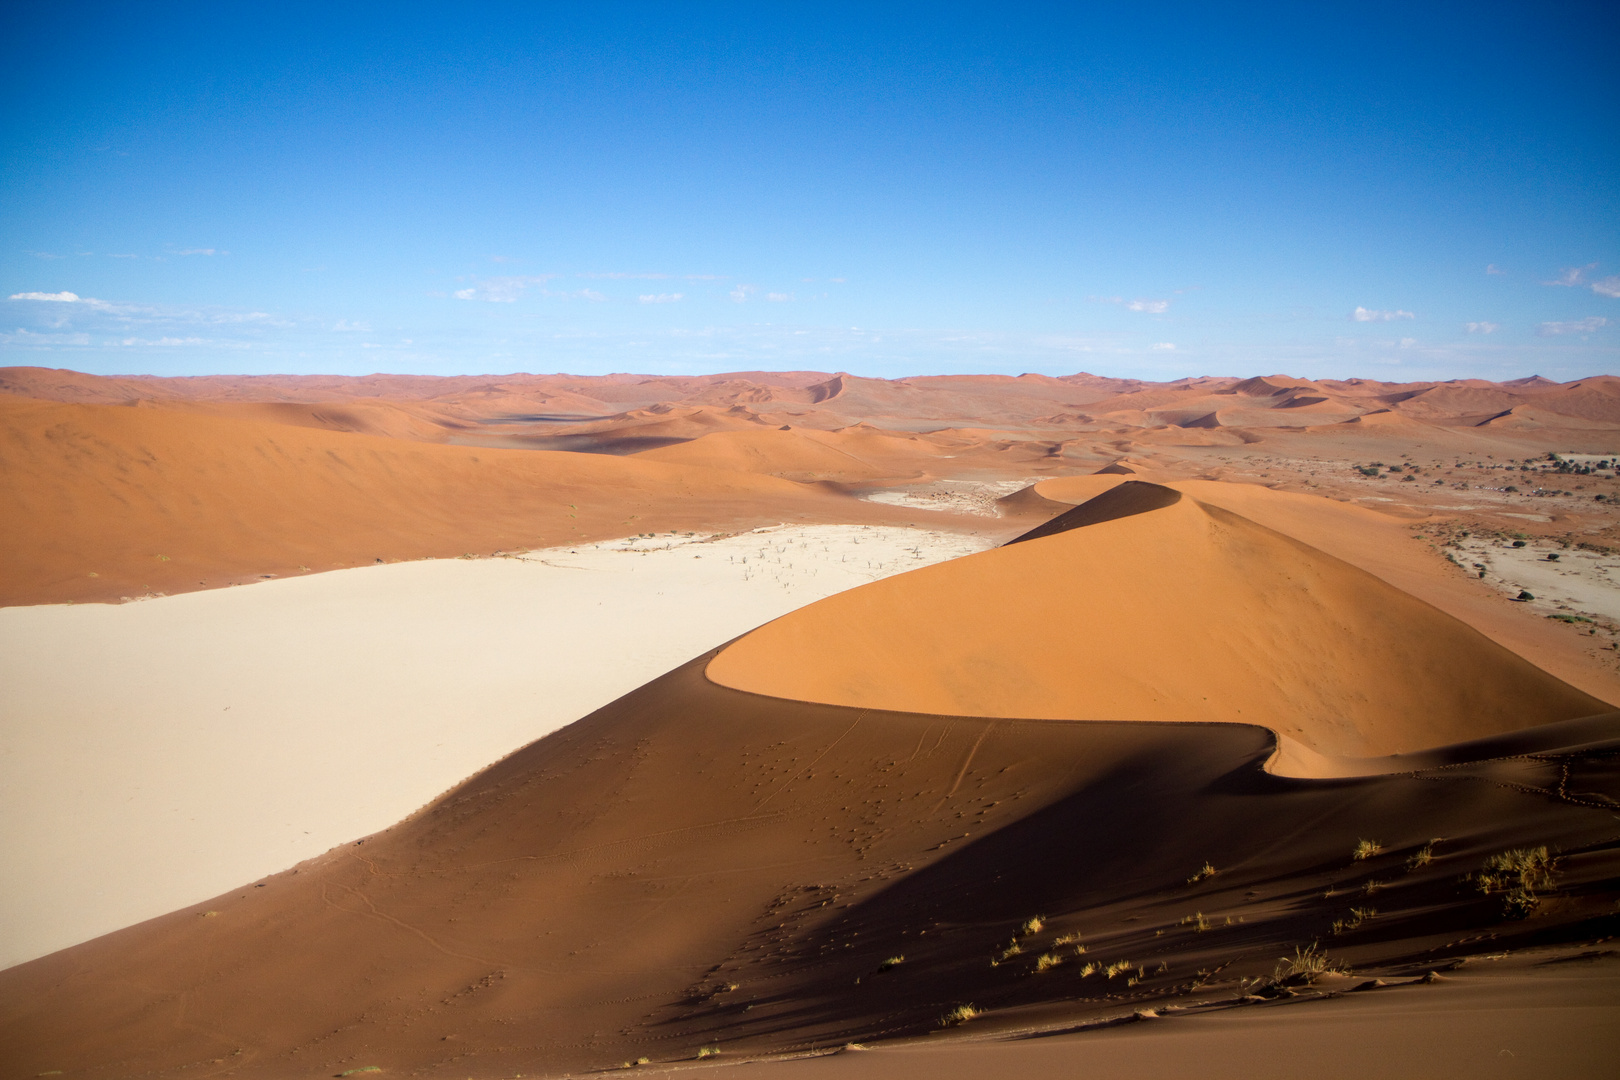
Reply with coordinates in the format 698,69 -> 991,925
1331,907 -> 1377,935
877,955 -> 904,972
939,1004 -> 980,1027
1078,961 -> 1098,977
1407,840 -> 1440,870
1034,952 -> 1063,973
1103,960 -> 1134,979
1273,942 -> 1342,986
1352,839 -> 1383,861
1187,861 -> 1218,884
1051,932 -> 1083,947
696,1047 -> 720,1059
1180,911 -> 1211,932
1018,916 -> 1045,936
1475,846 -> 1555,918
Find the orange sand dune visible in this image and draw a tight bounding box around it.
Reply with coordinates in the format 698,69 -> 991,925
0,394 -> 928,606
1026,475 -> 1620,704
4,648 -> 1616,1077
708,482 -> 1606,756
636,426 -> 951,482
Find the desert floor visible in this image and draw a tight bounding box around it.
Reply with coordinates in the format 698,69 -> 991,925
2,367 -> 1617,1078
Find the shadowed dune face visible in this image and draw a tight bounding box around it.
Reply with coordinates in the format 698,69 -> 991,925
3,656 -> 1617,1078
708,483 -> 1606,757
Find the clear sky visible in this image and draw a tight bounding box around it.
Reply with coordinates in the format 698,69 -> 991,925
2,2 -> 1616,381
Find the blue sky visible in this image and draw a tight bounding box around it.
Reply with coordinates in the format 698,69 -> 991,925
2,3 -> 1616,381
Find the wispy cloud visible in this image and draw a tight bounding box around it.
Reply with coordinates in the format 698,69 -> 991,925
108,253 -> 138,259
730,284 -> 757,303
333,319 -> 371,331
1486,264 -> 1505,275
1538,316 -> 1608,336
638,293 -> 684,304
1544,263 -> 1597,287
766,292 -> 793,302
1466,321 -> 1499,334
173,248 -> 219,256
579,271 -> 670,280
1125,298 -> 1169,313
10,290 -> 84,303
1150,342 -> 1176,350
1592,276 -> 1620,299
0,328 -> 91,345
452,275 -> 557,302
1352,306 -> 1415,322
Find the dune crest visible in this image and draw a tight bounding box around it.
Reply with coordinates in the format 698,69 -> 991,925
707,482 -> 1605,757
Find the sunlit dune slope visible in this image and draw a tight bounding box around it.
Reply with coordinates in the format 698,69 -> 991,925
0,395 -> 911,605
1027,475 -> 1620,705
635,426 -> 949,481
707,482 -> 1606,756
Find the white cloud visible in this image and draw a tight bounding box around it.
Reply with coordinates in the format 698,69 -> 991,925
333,319 -> 371,331
1544,263 -> 1596,287
1466,321 -> 1499,334
108,253 -> 138,259
1486,264 -> 1505,275
0,328 -> 91,345
10,291 -> 83,302
730,284 -> 757,303
174,248 -> 218,256
1592,276 -> 1620,299
117,336 -> 233,347
1400,337 -> 1417,348
1126,298 -> 1170,313
766,292 -> 793,302
579,271 -> 670,280
1352,306 -> 1415,322
1538,317 -> 1608,336
1150,342 -> 1176,350
638,293 -> 684,304
577,289 -> 607,302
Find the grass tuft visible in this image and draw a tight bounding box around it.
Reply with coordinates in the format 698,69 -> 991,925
939,1004 -> 980,1027
1018,916 -> 1044,936
1352,839 -> 1383,861
1475,846 -> 1555,918
1273,942 -> 1341,986
1187,861 -> 1218,884
1034,952 -> 1062,973
877,955 -> 904,972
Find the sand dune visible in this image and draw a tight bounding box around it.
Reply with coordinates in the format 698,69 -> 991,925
4,367 -> 1620,1077
0,394 -> 950,606
4,647 -> 1615,1077
709,482 -> 1606,755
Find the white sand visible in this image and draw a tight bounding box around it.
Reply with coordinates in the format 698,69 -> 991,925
1457,536 -> 1620,624
0,524 -> 990,970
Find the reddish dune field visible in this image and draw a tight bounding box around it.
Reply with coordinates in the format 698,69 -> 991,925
2,365 -> 1619,1078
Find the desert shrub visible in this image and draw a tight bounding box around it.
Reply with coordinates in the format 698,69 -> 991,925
1273,943 -> 1341,986
939,1004 -> 980,1027
1352,839 -> 1383,861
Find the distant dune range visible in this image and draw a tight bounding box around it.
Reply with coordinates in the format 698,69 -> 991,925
3,366 -> 1620,1076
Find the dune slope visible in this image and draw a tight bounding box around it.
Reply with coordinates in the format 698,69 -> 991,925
3,654 -> 1617,1078
0,395 -> 928,605
708,482 -> 1605,756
